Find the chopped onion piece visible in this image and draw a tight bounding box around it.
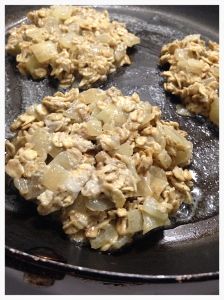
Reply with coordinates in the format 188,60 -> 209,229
116,143 -> 133,156
112,235 -> 132,249
44,16 -> 60,34
31,41 -> 58,63
137,177 -> 152,197
30,128 -> 50,159
96,33 -> 111,44
14,177 -> 43,200
209,97 -> 219,125
25,55 -> 42,77
103,123 -> 114,131
79,89 -> 107,104
49,151 -> 80,170
90,224 -> 118,249
41,164 -> 70,192
156,149 -> 172,170
86,198 -> 114,211
68,22 -> 80,33
48,145 -> 63,158
142,211 -> 169,234
142,197 -> 169,221
127,209 -> 143,233
211,65 -> 219,78
125,33 -> 140,47
176,104 -> 192,117
96,104 -> 116,123
177,58 -> 204,75
14,178 -> 29,195
86,119 -> 102,136
96,109 -> 112,123
51,6 -> 73,20
64,104 -> 82,122
174,48 -> 189,60
148,166 -> 168,198
114,44 -> 126,62
26,27 -> 48,42
59,33 -> 75,49
160,125 -> 192,166
113,111 -> 127,126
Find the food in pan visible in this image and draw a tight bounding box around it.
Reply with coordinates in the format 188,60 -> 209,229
160,34 -> 219,125
6,6 -> 140,88
5,87 -> 193,251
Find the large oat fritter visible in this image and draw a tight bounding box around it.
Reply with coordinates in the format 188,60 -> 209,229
6,87 -> 193,251
6,6 -> 140,88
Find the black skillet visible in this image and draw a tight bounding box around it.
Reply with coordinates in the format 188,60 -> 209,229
5,5 -> 219,286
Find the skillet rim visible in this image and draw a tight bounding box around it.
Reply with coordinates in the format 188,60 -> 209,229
5,245 -> 219,283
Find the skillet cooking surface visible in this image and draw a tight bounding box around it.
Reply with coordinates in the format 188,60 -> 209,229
5,5 -> 219,283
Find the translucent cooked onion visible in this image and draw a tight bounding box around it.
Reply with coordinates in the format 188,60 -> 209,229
41,164 -> 70,192
142,211 -> 168,234
14,177 -> 43,200
31,41 -> 58,63
96,33 -> 111,44
25,27 -> 48,42
96,109 -> 111,124
160,124 -> 192,166
90,45 -> 101,55
187,59 -> 205,74
127,209 -> 143,233
142,197 -> 169,221
184,34 -> 201,41
211,65 -> 219,78
96,104 -> 127,126
177,58 -> 204,74
95,104 -> 116,123
113,111 -> 127,126
174,48 -> 189,60
64,104 -> 83,122
209,97 -> 219,125
176,104 -> 192,117
48,145 -> 63,158
125,33 -> 140,47
116,143 -> 133,156
90,224 -> 118,249
68,22 -> 80,33
85,197 -> 114,211
137,176 -> 153,197
49,151 -> 80,170
152,127 -> 166,149
30,128 -> 50,159
148,166 -> 168,198
86,119 -> 102,136
43,16 -> 60,34
50,6 -> 73,20
112,235 -> 132,249
25,55 -> 42,77
59,33 -> 74,49
78,88 -> 107,104
102,123 -> 114,131
14,178 -> 29,195
156,149 -> 172,170
141,106 -> 153,126
114,44 -> 126,62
